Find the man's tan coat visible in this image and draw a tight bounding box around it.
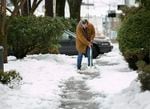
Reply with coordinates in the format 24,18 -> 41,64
76,22 -> 95,53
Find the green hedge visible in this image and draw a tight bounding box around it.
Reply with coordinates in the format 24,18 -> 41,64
140,0 -> 150,10
118,8 -> 150,70
118,7 -> 150,90
7,16 -> 76,59
138,64 -> 150,90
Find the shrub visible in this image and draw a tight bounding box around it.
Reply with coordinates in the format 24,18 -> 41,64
118,2 -> 150,91
67,18 -> 78,32
118,8 -> 150,70
136,60 -> 146,71
0,70 -> 22,85
140,0 -> 150,10
138,65 -> 150,90
8,16 -> 74,58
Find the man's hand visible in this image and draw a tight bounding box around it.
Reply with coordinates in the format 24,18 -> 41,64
88,43 -> 92,48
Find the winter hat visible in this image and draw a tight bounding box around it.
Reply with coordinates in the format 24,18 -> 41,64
80,19 -> 88,25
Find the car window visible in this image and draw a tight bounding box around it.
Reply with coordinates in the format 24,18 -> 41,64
62,32 -> 69,40
62,32 -> 74,40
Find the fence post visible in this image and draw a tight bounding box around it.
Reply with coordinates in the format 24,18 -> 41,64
0,46 -> 4,72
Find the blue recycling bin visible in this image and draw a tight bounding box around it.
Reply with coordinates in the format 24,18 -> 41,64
0,46 -> 4,72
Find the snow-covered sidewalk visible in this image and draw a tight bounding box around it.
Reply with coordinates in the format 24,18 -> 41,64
0,43 -> 150,109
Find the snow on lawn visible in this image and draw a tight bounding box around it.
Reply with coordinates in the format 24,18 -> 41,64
0,43 -> 150,109
1,54 -> 79,109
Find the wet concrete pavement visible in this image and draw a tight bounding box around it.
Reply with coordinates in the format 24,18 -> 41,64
59,70 -> 103,109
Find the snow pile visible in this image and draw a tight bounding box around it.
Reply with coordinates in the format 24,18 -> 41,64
102,81 -> 150,109
2,54 -> 78,109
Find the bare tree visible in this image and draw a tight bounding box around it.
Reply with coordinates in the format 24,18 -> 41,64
29,0 -> 43,15
10,0 -> 43,16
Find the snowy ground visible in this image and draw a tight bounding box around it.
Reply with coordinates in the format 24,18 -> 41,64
0,43 -> 150,109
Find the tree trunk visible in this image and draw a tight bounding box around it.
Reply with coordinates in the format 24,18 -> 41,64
21,0 -> 31,16
0,0 -> 27,63
45,0 -> 53,17
56,0 -> 66,17
0,0 -> 7,63
67,0 -> 82,21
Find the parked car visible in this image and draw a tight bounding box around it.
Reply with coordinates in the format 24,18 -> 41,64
59,30 -> 113,58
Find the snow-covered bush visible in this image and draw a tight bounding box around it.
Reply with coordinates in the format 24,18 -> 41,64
0,70 -> 22,88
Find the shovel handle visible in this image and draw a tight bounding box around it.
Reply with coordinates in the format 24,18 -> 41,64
89,47 -> 93,67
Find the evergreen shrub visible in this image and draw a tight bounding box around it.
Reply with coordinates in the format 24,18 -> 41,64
138,65 -> 150,90
8,16 -> 74,58
118,8 -> 150,70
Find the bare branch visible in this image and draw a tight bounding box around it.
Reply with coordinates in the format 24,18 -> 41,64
6,7 -> 13,14
12,0 -> 27,16
30,0 -> 43,15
